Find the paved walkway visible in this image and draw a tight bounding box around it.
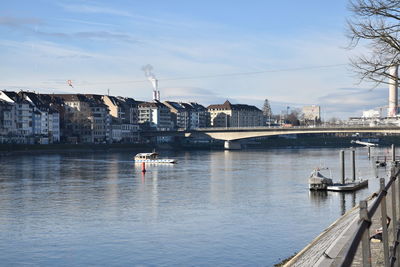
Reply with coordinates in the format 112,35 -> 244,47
284,178 -> 398,267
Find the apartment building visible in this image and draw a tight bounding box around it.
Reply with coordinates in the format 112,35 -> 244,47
55,94 -> 110,143
0,91 -> 33,137
102,95 -> 139,124
163,101 -> 190,129
102,95 -> 140,143
138,101 -> 172,130
187,102 -> 208,129
0,100 -> 16,136
21,92 -> 60,143
207,100 -> 263,127
163,101 -> 208,129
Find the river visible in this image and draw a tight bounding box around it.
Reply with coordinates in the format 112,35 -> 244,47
0,147 -> 390,266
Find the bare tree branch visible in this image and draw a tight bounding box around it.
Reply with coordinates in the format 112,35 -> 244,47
348,0 -> 400,86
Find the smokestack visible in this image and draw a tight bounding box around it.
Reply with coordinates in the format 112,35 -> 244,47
142,64 -> 160,102
388,65 -> 398,117
152,90 -> 157,101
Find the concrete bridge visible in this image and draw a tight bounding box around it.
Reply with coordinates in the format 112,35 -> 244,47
142,126 -> 400,149
184,126 -> 400,149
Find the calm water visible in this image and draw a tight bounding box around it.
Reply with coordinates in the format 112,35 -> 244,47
0,147 -> 391,266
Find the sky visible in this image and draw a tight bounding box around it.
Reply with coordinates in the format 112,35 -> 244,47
0,0 -> 390,119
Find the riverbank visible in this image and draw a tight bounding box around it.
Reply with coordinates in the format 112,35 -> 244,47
2,135 -> 400,154
245,135 -> 400,149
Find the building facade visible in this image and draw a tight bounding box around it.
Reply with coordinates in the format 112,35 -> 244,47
207,100 -> 263,127
0,91 -> 33,138
303,105 -> 321,122
138,101 -> 172,130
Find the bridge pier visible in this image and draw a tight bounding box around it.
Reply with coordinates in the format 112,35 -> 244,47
224,140 -> 241,150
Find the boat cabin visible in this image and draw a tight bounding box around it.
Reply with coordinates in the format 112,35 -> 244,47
135,152 -> 159,160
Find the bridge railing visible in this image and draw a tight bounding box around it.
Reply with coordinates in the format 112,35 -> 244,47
189,125 -> 400,131
339,158 -> 400,266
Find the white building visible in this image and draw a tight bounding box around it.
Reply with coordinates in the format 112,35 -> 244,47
362,109 -> 381,118
0,91 -> 33,137
138,101 -> 172,130
303,105 -> 321,121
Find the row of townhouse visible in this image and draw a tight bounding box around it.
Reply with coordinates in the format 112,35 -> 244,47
0,90 -> 265,144
0,91 -> 60,144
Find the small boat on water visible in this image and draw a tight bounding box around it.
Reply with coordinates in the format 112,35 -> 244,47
308,167 -> 368,191
326,179 -> 368,191
309,168 -> 333,190
134,152 -> 176,164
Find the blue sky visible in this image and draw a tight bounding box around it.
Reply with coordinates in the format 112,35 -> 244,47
0,0 -> 389,118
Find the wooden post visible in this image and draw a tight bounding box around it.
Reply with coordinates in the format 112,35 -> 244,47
392,144 -> 396,163
360,200 -> 372,267
340,150 -> 345,184
368,146 -> 371,159
352,150 -> 356,182
380,178 -> 390,267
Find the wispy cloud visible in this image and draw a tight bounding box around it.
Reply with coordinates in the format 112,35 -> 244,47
38,30 -> 136,42
59,3 -> 131,17
0,16 -> 43,28
318,88 -> 388,118
0,39 -> 97,59
54,18 -> 115,27
0,15 -> 135,43
162,87 -> 226,105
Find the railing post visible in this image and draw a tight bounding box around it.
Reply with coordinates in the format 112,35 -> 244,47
392,144 -> 396,164
380,178 -> 390,267
390,246 -> 395,266
360,200 -> 372,267
352,150 -> 356,182
392,168 -> 398,244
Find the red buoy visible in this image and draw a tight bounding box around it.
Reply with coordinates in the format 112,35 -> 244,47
141,162 -> 146,173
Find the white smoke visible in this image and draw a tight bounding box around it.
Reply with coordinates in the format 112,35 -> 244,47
142,64 -> 158,91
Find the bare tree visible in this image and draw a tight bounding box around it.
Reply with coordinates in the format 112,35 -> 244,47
348,0 -> 400,85
287,108 -> 303,126
262,99 -> 272,117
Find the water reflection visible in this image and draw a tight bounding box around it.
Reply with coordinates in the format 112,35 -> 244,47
0,148 -> 387,266
309,190 -> 328,205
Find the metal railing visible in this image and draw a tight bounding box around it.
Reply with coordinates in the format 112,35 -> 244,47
339,147 -> 400,266
185,125 -> 400,132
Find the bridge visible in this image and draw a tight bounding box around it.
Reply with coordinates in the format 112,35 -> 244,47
142,126 -> 400,149
182,126 -> 400,149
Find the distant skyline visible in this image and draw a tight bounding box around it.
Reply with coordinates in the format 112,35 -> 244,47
0,0 -> 390,119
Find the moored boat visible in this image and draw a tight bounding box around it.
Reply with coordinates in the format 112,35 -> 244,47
134,152 -> 176,164
326,180 -> 368,191
308,168 -> 333,190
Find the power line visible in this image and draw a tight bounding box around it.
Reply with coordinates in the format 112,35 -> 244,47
160,63 -> 347,82
50,63 -> 348,86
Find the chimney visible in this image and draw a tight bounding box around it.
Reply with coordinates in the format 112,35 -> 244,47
388,65 -> 398,117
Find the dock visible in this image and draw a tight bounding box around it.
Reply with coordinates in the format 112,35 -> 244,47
288,145 -> 400,266
286,170 -> 400,266
309,150 -> 369,192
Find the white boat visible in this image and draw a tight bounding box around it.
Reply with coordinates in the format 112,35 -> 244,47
308,167 -> 369,191
134,152 -> 176,164
326,180 -> 368,191
308,168 -> 333,190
